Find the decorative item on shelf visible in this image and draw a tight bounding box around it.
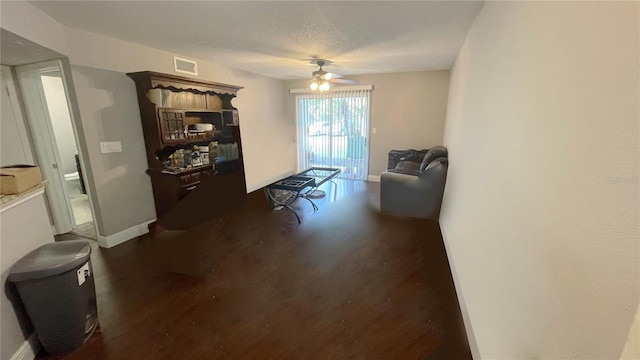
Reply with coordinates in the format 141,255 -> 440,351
172,149 -> 191,168
200,146 -> 210,165
156,145 -> 177,168
191,146 -> 202,167
193,123 -> 213,132
184,124 -> 217,140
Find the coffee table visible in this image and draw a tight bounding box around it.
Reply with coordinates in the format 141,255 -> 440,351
265,167 -> 340,223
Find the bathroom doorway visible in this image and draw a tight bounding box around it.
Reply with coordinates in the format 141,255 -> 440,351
40,70 -> 94,233
15,60 -> 96,239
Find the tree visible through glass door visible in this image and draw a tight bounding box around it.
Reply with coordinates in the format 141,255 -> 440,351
296,89 -> 371,180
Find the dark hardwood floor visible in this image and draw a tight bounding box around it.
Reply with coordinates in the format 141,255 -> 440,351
41,180 -> 470,359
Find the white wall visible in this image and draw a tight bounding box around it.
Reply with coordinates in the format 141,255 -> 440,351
285,70 -> 450,177
69,65 -> 157,237
441,2 -> 639,359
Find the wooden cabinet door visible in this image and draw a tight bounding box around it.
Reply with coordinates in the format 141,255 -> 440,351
158,109 -> 187,143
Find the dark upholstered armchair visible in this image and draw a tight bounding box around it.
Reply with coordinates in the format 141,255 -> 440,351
380,146 -> 448,220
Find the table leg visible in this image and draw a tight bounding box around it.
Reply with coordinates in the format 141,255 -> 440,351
265,188 -> 302,224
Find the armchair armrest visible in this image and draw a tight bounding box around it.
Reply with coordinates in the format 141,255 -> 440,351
380,160 -> 448,220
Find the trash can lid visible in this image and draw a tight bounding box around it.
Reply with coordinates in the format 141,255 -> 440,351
8,240 -> 91,282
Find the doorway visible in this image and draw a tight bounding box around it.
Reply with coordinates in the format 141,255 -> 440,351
14,60 -> 96,239
295,88 -> 371,180
40,69 -> 94,234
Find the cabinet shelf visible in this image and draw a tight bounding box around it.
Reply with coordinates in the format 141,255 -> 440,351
160,131 -> 223,145
149,164 -> 215,176
158,107 -> 238,146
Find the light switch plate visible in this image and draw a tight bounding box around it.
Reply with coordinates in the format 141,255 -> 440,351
100,141 -> 122,153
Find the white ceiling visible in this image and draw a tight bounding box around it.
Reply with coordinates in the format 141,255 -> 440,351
29,1 -> 484,80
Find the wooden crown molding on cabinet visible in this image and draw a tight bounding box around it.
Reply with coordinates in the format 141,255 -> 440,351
126,71 -> 244,96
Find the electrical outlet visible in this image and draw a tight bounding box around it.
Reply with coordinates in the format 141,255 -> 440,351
372,128 -> 377,134
100,141 -> 122,153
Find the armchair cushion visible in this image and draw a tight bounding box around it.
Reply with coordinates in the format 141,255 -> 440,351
395,161 -> 421,172
387,149 -> 428,170
419,146 -> 448,172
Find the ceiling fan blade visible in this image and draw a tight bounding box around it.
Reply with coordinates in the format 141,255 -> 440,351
330,78 -> 358,84
323,72 -> 343,80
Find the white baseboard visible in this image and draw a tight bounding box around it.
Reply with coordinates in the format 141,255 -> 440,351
10,333 -> 39,360
97,219 -> 155,248
367,175 -> 381,182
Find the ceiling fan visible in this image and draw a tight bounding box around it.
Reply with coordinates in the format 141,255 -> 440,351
309,59 -> 357,92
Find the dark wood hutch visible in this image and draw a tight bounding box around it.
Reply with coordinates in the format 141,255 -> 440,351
127,71 -> 247,229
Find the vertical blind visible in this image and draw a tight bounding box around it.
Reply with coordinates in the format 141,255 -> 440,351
295,88 -> 371,180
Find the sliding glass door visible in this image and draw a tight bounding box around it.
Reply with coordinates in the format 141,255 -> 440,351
296,89 -> 371,180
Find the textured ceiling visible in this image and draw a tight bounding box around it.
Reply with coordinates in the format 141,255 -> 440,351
30,1 -> 484,80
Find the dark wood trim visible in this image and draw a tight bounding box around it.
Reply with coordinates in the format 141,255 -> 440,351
126,71 -> 243,95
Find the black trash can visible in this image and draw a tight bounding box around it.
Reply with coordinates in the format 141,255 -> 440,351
8,240 -> 98,355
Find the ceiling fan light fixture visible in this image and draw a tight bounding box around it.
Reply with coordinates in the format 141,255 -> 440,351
308,60 -> 346,91
310,75 -> 330,92
319,80 -> 331,92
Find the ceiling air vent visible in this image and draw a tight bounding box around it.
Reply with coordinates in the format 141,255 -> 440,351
173,56 -> 198,75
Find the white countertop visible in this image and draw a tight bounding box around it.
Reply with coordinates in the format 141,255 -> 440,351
0,182 -> 47,213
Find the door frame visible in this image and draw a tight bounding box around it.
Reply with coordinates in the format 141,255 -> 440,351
291,86 -> 373,180
15,60 -> 89,234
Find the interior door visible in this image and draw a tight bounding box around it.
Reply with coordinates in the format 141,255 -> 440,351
15,61 -> 74,234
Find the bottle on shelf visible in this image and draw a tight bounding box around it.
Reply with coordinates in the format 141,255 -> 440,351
191,145 -> 202,167
200,146 -> 210,165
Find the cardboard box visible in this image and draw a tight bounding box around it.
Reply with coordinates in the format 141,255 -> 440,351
0,165 -> 43,195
